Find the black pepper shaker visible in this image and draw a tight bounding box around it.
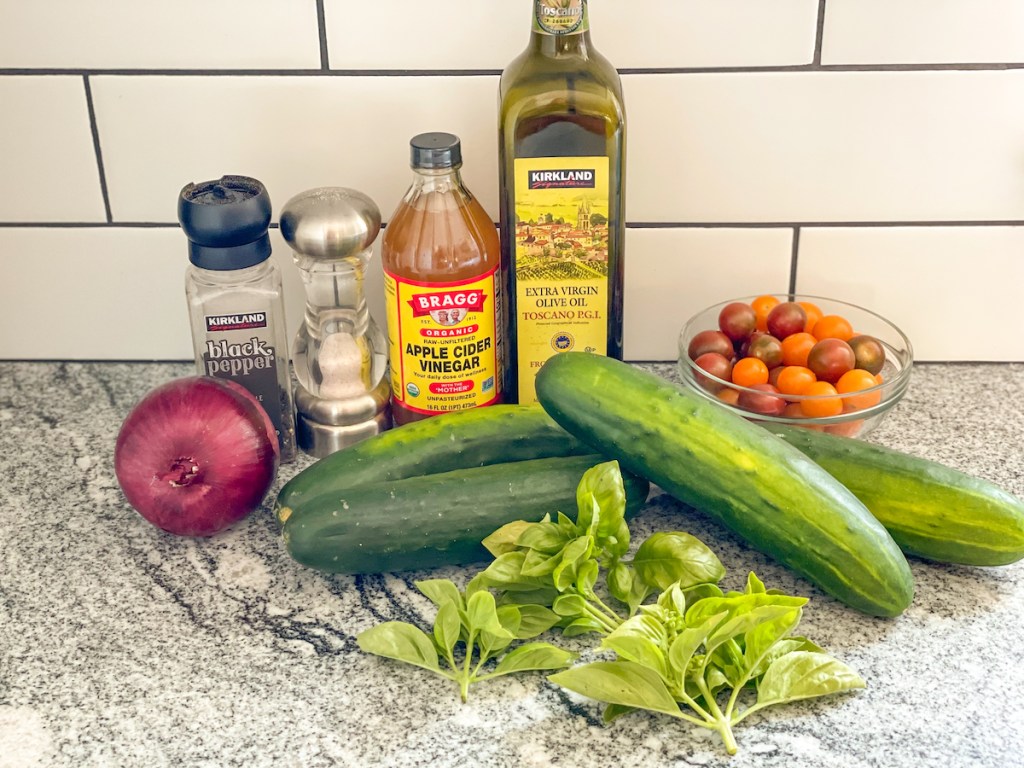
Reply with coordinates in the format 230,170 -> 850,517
178,175 -> 297,462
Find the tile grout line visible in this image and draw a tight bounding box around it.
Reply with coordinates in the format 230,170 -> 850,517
315,0 -> 330,71
82,75 -> 113,224
788,226 -> 801,296
813,0 -> 827,67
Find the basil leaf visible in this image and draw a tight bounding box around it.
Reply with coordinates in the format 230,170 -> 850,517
602,703 -> 637,723
433,601 -> 462,656
607,561 -> 633,605
756,651 -> 865,706
602,633 -> 668,680
686,592 -> 807,627
745,572 -> 767,595
490,643 -> 577,676
633,532 -> 726,592
416,579 -> 463,610
576,558 -> 599,598
479,551 -> 527,588
522,547 -> 562,578
550,660 -> 683,719
562,616 -> 605,637
705,604 -> 801,658
465,572 -> 489,598
512,604 -> 562,639
553,536 -> 593,591
483,520 -> 534,557
576,461 -> 627,540
466,590 -> 512,637
556,511 -> 578,536
516,521 -> 571,554
668,613 -> 724,679
357,622 -> 441,672
742,607 -> 803,677
656,582 -> 687,616
553,593 -> 588,617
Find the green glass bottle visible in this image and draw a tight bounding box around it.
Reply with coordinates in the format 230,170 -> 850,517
499,0 -> 626,405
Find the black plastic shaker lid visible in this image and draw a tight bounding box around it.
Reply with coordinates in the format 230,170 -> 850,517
177,175 -> 273,270
410,133 -> 462,170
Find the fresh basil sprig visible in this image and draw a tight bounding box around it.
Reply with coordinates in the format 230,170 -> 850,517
476,461 -> 726,636
356,578 -> 575,702
549,573 -> 865,755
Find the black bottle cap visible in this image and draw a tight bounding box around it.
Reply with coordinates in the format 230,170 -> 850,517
178,175 -> 273,270
410,132 -> 462,170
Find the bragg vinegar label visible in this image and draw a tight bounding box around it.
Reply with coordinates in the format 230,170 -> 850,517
513,155 -> 611,404
384,268 -> 502,416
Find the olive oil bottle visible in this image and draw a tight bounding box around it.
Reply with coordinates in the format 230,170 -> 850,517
499,0 -> 626,404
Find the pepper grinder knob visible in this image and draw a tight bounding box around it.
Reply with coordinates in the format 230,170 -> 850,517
279,187 -> 391,458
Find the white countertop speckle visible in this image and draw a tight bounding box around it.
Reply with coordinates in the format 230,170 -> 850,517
1,361 -> 1022,768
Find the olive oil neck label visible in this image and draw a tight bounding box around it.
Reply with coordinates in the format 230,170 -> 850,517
533,0 -> 589,36
384,267 -> 502,416
512,155 -> 610,404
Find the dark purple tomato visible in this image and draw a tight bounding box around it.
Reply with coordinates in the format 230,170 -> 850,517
848,334 -> 886,375
688,330 -> 734,361
718,302 -> 758,343
807,338 -> 856,384
737,383 -> 787,416
693,352 -> 734,392
745,333 -> 784,369
766,302 -> 808,340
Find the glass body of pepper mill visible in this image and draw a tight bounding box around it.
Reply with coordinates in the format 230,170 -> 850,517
279,187 -> 392,457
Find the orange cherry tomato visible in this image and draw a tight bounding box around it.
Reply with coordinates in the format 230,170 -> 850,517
836,369 -> 882,409
776,365 -> 817,396
800,381 -> 843,418
731,357 -> 770,388
798,301 -> 823,334
750,295 -> 780,333
781,332 -> 818,367
813,314 -> 854,342
718,388 -> 740,406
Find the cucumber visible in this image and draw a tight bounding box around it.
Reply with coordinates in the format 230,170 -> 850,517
769,424 -> 1024,566
280,455 -> 650,574
275,405 -> 591,524
535,353 -> 914,617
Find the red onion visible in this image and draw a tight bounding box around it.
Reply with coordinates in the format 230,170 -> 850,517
114,376 -> 280,537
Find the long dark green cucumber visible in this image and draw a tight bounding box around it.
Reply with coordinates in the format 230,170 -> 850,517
280,455 -> 650,574
275,405 -> 592,522
769,424 -> 1024,566
535,353 -> 914,617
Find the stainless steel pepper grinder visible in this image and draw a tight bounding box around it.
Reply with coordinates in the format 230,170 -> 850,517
279,187 -> 392,457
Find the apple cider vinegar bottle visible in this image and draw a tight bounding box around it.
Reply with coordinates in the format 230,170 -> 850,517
499,0 -> 626,404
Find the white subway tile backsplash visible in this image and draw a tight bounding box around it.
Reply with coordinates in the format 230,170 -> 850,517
626,70 -> 1024,223
823,0 -> 1024,65
0,77 -> 106,223
623,227 -> 793,360
797,227 -> 1024,361
324,0 -> 818,71
89,75 -> 500,224
0,1 -> 320,70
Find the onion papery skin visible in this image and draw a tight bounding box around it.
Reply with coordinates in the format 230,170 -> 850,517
114,377 -> 280,537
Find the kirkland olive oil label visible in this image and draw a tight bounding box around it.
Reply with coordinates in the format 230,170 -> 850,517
513,155 -> 610,404
534,0 -> 588,35
384,268 -> 502,416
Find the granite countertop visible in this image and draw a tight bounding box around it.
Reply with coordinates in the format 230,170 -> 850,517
1,361 -> 1022,768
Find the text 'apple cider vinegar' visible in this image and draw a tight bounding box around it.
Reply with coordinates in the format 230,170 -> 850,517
499,0 -> 626,404
382,133 -> 504,426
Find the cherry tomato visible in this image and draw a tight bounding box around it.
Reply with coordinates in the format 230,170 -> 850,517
836,368 -> 882,409
745,333 -> 784,369
780,332 -> 817,367
766,302 -> 808,340
693,352 -> 734,392
687,330 -> 733,361
718,388 -> 740,406
750,295 -> 780,333
738,383 -> 787,416
776,365 -> 817,396
813,314 -> 854,342
718,302 -> 758,343
848,334 -> 886,375
798,301 -> 823,334
731,357 -> 770,388
807,338 -> 856,384
800,381 -> 843,418
826,419 -> 865,437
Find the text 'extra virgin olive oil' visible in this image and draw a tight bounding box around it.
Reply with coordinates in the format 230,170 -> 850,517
499,0 -> 626,404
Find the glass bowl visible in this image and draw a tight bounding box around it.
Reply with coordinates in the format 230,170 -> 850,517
678,294 -> 913,438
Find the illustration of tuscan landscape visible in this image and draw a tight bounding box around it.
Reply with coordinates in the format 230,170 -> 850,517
514,197 -> 610,281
